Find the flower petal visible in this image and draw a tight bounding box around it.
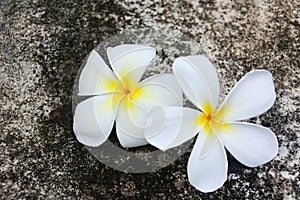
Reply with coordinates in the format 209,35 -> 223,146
199,130 -> 219,159
116,126 -> 148,148
73,95 -> 117,147
173,55 -> 220,111
107,44 -> 156,84
78,50 -> 120,95
216,70 -> 276,121
220,122 -> 278,167
188,133 -> 228,193
145,106 -> 201,151
133,74 -> 183,108
116,97 -> 150,141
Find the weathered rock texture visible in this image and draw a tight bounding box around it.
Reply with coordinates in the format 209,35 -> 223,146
0,0 -> 299,199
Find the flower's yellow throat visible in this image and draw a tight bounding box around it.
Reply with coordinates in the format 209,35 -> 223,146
197,104 -> 231,136
105,75 -> 144,109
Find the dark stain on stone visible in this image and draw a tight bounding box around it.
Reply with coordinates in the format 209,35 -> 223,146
48,104 -> 72,124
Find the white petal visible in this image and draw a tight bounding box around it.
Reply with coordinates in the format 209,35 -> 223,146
145,106 -> 201,151
73,95 -> 117,147
133,74 -> 183,108
107,44 -> 156,84
116,98 -> 149,141
216,70 -> 276,121
220,122 -> 278,167
78,50 -> 120,95
188,133 -> 228,193
116,127 -> 148,148
173,55 -> 220,111
199,131 -> 219,159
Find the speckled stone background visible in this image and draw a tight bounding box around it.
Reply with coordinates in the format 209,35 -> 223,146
0,0 -> 299,199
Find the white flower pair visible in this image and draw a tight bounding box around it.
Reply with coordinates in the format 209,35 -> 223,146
73,44 -> 278,192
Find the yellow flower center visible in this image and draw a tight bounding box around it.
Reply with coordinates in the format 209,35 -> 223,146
107,76 -> 144,109
197,104 -> 231,136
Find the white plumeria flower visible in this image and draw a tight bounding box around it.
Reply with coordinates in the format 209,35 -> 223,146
145,55 -> 278,192
73,44 -> 182,148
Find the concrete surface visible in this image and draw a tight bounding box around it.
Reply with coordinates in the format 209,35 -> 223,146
0,0 -> 299,199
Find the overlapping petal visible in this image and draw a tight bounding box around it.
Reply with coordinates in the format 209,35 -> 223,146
215,70 -> 276,121
133,74 -> 183,108
116,127 -> 148,148
198,130 -> 219,159
173,55 -> 220,112
116,97 -> 150,141
220,122 -> 278,167
145,106 -> 201,151
188,133 -> 228,193
78,50 -> 120,95
73,95 -> 117,147
107,44 -> 156,85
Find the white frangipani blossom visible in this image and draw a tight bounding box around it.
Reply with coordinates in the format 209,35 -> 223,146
73,44 -> 182,148
145,55 -> 278,192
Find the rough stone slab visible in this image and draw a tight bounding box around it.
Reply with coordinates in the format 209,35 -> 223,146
0,0 -> 299,199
